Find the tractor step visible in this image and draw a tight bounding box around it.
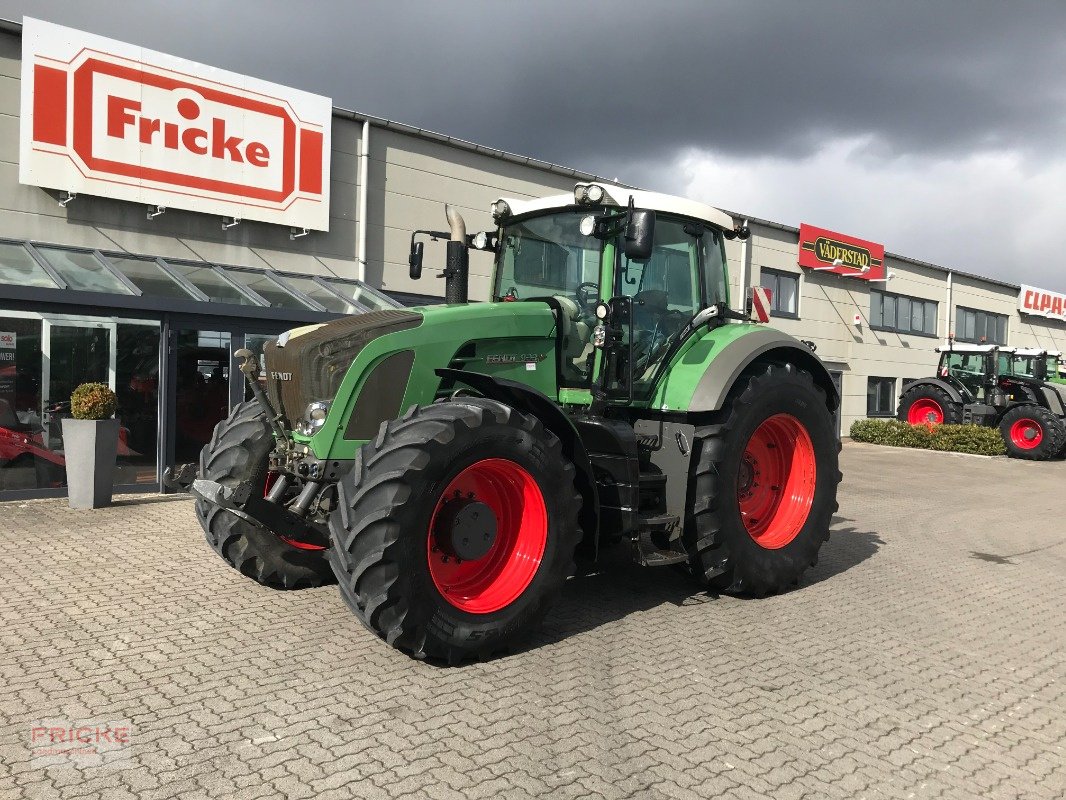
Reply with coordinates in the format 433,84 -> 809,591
638,471 -> 667,489
641,513 -> 680,531
632,514 -> 688,567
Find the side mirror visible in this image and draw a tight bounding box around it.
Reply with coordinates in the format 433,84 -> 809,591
409,241 -> 424,280
624,209 -> 655,261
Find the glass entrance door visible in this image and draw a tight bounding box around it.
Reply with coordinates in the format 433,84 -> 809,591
162,326 -> 289,481
173,330 -> 232,463
42,318 -> 116,452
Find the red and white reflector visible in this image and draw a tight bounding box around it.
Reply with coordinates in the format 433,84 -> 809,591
749,286 -> 772,323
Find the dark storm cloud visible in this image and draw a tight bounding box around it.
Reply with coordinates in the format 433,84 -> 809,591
4,0 -> 1066,174
3,0 -> 1066,283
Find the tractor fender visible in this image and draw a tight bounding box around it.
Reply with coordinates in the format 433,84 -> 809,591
434,368 -> 600,550
685,327 -> 838,413
1040,384 -> 1066,416
901,378 -> 965,405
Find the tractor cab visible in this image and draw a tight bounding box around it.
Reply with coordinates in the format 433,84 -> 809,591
1012,348 -> 1063,383
482,183 -> 740,405
935,343 -> 1013,403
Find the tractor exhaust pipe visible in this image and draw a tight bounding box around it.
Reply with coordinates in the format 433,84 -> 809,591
443,204 -> 469,304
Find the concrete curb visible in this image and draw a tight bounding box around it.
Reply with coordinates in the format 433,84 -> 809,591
844,441 -> 1002,460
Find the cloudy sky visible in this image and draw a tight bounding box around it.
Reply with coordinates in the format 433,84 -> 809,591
3,1 -> 1065,287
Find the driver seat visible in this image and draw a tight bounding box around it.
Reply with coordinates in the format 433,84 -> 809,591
553,296 -> 592,375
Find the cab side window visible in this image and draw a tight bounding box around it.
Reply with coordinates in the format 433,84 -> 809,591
613,219 -> 701,394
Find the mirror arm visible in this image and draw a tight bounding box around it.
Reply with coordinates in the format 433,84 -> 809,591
408,229 -> 451,280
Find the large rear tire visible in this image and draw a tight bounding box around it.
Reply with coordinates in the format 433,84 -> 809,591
684,364 -> 840,596
998,404 -> 1065,460
897,384 -> 964,426
195,401 -> 335,589
327,397 -> 582,663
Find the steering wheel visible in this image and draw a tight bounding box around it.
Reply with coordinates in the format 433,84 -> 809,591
575,282 -> 599,312
632,309 -> 688,378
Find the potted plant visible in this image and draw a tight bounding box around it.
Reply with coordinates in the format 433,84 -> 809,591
62,382 -> 119,509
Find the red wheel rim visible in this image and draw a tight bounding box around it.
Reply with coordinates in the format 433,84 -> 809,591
428,458 -> 547,614
737,414 -> 817,550
1009,418 -> 1043,449
908,398 -> 944,425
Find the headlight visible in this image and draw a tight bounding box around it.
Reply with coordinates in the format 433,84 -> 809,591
575,183 -> 605,204
298,400 -> 330,435
491,200 -> 511,221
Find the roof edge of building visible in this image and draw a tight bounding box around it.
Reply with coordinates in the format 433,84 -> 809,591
330,106 -> 630,189
0,16 -> 1027,296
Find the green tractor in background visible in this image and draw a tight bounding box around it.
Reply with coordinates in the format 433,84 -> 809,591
1013,347 -> 1066,386
181,183 -> 841,662
898,343 -> 1066,459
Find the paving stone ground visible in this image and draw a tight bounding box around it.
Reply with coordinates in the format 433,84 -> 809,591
0,442 -> 1063,799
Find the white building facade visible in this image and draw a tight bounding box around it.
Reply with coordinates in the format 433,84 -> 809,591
2,17 -> 1065,499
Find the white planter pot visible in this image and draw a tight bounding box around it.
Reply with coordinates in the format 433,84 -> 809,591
62,418 -> 119,509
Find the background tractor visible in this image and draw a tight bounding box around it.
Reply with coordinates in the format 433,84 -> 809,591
179,183 -> 841,663
898,343 -> 1066,459
1012,347 -> 1066,386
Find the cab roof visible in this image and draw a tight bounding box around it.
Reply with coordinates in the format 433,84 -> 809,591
935,343 -> 1014,354
494,183 -> 736,231
1013,347 -> 1062,357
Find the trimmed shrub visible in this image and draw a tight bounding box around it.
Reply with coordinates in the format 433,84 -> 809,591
849,418 -> 1005,457
70,382 -> 117,420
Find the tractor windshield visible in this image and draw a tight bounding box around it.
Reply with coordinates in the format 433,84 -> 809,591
1013,354 -> 1040,378
493,212 -> 602,303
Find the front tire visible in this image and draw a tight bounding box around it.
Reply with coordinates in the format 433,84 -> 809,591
327,397 -> 582,663
999,405 -> 1065,460
684,364 -> 840,596
897,384 -> 964,425
195,401 -> 335,589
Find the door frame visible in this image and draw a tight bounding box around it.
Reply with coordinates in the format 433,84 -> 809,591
41,314 -> 118,400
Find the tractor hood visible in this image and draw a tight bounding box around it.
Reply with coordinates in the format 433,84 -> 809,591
262,302 -> 560,457
264,309 -> 423,428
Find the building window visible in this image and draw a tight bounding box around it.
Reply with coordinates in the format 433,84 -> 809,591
956,306 -> 1008,345
870,290 -> 937,336
760,268 -> 799,318
867,377 -> 896,417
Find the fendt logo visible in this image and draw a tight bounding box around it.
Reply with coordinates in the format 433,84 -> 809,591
20,18 -> 331,230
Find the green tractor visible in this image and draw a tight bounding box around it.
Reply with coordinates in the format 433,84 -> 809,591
1012,347 -> 1066,386
898,342 -> 1066,459
179,183 -> 841,662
